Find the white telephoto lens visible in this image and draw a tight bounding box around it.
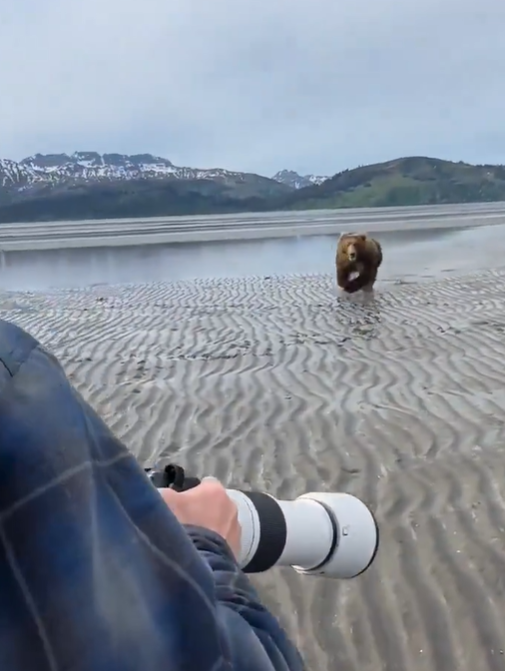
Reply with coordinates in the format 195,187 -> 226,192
294,492 -> 379,579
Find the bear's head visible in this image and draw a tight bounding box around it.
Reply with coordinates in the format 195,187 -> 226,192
340,233 -> 367,263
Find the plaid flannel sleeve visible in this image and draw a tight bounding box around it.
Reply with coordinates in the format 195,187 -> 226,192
0,318 -> 305,671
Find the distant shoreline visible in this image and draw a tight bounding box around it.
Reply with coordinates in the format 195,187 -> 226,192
1,201 -> 505,252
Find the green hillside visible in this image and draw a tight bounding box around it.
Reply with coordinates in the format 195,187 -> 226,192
284,156 -> 505,210
1,155 -> 505,223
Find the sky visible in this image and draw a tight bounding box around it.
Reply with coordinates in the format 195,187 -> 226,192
1,0 -> 505,178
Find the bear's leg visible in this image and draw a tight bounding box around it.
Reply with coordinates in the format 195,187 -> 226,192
336,265 -> 349,291
343,271 -> 370,293
362,267 -> 378,293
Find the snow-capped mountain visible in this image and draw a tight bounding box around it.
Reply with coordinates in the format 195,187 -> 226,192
0,152 -> 268,190
272,169 -> 328,189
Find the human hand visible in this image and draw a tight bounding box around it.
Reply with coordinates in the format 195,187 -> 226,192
159,477 -> 242,558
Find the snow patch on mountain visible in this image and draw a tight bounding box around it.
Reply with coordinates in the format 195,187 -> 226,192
272,169 -> 328,189
0,151 -> 258,190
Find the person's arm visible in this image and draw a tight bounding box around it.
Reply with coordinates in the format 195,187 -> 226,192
0,318 -> 305,671
186,524 -> 306,671
159,480 -> 306,671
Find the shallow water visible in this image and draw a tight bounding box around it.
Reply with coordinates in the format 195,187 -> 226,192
0,222 -> 504,292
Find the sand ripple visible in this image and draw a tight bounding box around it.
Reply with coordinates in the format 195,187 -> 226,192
2,269 -> 505,670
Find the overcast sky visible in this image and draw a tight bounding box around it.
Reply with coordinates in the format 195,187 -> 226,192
1,0 -> 505,177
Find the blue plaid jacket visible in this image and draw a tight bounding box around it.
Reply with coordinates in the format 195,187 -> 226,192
0,319 -> 305,671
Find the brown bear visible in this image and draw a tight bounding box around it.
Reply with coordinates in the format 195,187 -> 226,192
336,232 -> 383,294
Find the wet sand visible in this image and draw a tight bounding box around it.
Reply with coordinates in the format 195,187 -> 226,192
3,200 -> 505,251
2,236 -> 505,669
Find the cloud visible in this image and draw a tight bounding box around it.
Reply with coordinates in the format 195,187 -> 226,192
1,0 -> 505,176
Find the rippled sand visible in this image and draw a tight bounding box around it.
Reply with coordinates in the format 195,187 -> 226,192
2,270 -> 505,671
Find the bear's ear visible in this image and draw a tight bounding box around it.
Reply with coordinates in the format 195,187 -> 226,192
358,234 -> 367,241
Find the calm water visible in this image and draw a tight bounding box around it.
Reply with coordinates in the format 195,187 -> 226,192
0,224 -> 504,292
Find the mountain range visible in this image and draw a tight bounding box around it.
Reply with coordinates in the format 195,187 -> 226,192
0,152 -> 323,190
1,152 -> 505,223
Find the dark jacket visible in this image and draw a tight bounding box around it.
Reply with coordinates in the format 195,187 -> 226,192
0,318 -> 305,671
